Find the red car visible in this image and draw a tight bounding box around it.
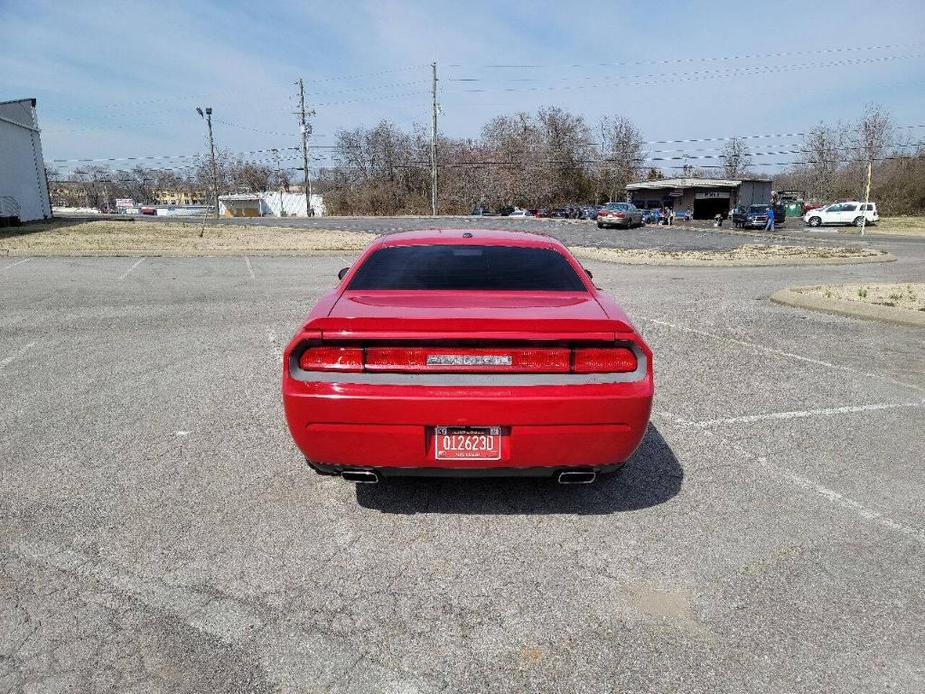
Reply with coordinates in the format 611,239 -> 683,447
282,230 -> 654,484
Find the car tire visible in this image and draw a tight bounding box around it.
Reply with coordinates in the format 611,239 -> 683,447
597,221 -> 604,229
808,216 -> 822,227
853,216 -> 865,227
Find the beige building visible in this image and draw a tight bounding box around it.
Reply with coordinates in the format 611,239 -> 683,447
153,189 -> 207,206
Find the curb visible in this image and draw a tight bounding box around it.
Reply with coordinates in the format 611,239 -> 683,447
771,287 -> 925,328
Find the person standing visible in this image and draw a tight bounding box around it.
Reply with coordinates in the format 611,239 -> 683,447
668,207 -> 675,226
765,204 -> 775,231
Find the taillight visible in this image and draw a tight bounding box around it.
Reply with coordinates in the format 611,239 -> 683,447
297,344 -> 638,374
573,347 -> 637,373
298,346 -> 363,371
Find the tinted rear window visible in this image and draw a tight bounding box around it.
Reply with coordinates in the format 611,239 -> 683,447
348,244 -> 586,291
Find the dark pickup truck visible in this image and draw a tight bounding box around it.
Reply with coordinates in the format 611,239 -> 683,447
731,204 -> 786,229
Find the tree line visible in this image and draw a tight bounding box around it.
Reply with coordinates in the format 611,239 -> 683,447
48,104 -> 924,215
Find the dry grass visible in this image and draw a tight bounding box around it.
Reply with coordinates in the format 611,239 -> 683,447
797,283 -> 925,312
838,216 -> 925,237
0,219 -> 376,255
569,243 -> 890,266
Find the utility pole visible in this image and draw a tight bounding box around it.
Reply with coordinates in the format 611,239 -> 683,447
298,79 -> 315,217
273,148 -> 285,217
860,160 -> 872,237
197,107 -> 219,217
431,61 -> 438,216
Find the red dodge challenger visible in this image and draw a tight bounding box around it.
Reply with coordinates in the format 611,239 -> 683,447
282,229 -> 653,484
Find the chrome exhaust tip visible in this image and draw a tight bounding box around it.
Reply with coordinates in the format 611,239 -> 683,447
341,469 -> 380,484
557,470 -> 596,485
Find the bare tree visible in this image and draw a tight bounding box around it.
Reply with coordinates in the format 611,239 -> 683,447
720,137 -> 752,179
846,103 -> 894,198
598,115 -> 645,202
802,123 -> 844,200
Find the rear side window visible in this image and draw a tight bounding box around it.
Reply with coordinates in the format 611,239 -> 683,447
348,244 -> 587,291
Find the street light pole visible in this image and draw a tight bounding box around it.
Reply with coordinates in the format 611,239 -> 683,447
197,106 -> 219,218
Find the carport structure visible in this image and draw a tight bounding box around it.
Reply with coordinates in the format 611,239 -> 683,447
627,177 -> 772,219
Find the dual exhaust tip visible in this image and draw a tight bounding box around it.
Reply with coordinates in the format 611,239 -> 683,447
339,469 -> 597,484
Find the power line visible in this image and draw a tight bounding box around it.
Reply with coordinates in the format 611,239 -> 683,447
449,53 -> 925,96
447,42 -> 923,70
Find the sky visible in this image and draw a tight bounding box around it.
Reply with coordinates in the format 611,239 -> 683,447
2,0 -> 924,178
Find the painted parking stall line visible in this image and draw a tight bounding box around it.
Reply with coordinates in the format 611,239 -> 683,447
652,411 -> 925,545
684,400 -> 925,427
0,341 -> 36,370
118,258 -> 144,280
640,316 -> 925,394
244,255 -> 255,280
1,258 -> 32,274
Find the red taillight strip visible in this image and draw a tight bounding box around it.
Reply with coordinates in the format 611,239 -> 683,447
297,344 -> 638,374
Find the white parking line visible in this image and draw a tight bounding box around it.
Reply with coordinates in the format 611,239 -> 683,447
267,328 -> 282,361
640,316 -> 925,393
0,341 -> 36,370
118,258 -> 144,280
244,256 -> 255,280
653,412 -> 925,545
1,258 -> 31,273
684,401 -> 925,427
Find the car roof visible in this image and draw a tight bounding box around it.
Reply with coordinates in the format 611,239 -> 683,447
376,228 -> 564,249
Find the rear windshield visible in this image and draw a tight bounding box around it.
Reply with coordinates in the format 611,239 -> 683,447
347,244 -> 587,291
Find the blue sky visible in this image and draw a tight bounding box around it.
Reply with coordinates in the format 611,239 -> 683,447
2,0 -> 923,177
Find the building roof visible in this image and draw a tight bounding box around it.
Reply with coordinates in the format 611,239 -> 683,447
218,193 -> 261,201
626,177 -> 770,190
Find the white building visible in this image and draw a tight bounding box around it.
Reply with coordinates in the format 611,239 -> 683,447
218,191 -> 326,218
0,98 -> 52,223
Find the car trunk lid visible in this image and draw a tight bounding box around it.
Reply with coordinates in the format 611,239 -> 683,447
313,290 -> 627,340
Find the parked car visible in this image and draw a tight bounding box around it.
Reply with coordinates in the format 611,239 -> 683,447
282,229 -> 654,483
731,204 -> 786,229
804,201 -> 878,227
580,205 -> 600,220
497,206 -> 515,217
597,202 -> 644,229
508,208 -> 531,217
673,208 -> 693,222
641,209 -> 664,225
471,206 -> 493,216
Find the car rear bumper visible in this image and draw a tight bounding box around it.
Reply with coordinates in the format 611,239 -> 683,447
283,379 -> 653,472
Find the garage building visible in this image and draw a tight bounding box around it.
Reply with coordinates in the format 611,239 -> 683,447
0,98 -> 52,223
626,177 -> 772,219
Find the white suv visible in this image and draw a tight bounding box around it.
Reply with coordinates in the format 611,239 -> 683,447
804,202 -> 878,227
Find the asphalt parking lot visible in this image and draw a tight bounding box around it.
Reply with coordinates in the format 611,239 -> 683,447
2,239 -> 924,692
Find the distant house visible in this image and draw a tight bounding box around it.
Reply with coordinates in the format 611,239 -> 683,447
0,98 -> 52,223
153,189 -> 208,206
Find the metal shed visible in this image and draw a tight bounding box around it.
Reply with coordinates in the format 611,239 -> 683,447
0,98 -> 52,223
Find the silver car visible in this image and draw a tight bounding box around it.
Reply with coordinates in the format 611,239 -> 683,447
596,202 -> 643,229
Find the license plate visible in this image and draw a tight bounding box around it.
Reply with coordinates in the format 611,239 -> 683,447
434,427 -> 502,461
